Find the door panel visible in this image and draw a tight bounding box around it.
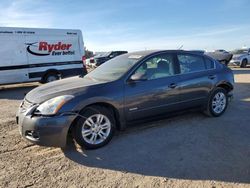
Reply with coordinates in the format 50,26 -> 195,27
177,53 -> 215,108
178,71 -> 213,106
124,53 -> 180,121
124,76 -> 181,121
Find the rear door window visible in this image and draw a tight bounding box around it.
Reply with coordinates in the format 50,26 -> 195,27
177,54 -> 206,74
204,58 -> 215,69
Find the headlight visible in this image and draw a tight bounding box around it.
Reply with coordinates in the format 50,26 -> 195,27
36,95 -> 74,115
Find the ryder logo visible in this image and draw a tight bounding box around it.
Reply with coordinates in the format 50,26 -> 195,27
26,42 -> 75,56
39,42 -> 72,52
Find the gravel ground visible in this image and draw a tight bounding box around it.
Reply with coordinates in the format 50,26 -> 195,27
0,67 -> 250,188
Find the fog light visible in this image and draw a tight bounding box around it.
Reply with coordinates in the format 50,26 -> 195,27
25,130 -> 40,140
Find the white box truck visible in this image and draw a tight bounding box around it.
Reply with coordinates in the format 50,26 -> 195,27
0,27 -> 87,85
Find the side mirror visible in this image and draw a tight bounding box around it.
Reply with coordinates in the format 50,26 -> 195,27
129,73 -> 147,82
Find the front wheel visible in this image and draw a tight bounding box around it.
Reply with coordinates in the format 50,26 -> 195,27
73,106 -> 115,149
240,59 -> 248,68
204,88 -> 228,117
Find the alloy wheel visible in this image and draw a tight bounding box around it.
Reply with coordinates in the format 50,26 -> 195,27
81,114 -> 111,145
212,92 -> 226,114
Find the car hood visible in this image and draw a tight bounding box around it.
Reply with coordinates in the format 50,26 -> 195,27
232,54 -> 245,59
25,76 -> 101,104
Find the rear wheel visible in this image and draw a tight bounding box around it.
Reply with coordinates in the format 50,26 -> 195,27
73,105 -> 115,149
204,88 -> 228,117
240,59 -> 248,68
42,72 -> 60,83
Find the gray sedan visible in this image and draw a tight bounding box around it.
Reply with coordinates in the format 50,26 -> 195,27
230,48 -> 250,68
205,49 -> 233,66
17,50 -> 234,149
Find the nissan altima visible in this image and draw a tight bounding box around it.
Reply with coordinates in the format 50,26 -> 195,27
16,50 -> 234,149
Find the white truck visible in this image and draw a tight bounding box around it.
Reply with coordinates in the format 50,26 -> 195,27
0,27 -> 87,85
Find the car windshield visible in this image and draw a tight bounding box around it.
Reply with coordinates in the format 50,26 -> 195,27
232,49 -> 248,54
85,54 -> 142,81
94,52 -> 109,58
215,49 -> 225,52
96,52 -> 111,58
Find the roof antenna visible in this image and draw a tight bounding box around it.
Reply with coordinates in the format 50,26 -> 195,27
178,45 -> 183,50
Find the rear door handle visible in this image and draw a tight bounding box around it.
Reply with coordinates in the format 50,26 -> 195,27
169,83 -> 177,89
208,75 -> 216,80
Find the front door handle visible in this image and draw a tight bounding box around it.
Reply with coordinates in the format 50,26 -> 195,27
208,75 -> 216,80
169,83 -> 177,89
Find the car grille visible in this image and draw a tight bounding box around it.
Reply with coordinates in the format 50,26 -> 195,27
20,99 -> 34,113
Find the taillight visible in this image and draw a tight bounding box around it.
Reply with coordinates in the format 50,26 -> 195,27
90,58 -> 94,63
82,56 -> 86,66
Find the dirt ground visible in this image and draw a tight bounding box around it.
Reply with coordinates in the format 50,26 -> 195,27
0,67 -> 250,188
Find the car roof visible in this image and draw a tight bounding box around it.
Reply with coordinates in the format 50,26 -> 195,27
111,51 -> 128,53
125,50 -> 218,64
126,50 -> 205,58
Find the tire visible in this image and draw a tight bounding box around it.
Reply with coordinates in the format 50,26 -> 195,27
240,59 -> 248,68
73,105 -> 116,149
43,72 -> 60,83
204,88 -> 228,117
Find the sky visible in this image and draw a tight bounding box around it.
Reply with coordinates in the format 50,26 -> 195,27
0,0 -> 249,52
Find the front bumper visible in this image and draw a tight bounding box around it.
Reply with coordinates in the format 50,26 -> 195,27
16,106 -> 77,147
229,60 -> 241,66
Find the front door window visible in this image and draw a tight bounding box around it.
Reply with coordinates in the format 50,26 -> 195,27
134,54 -> 175,80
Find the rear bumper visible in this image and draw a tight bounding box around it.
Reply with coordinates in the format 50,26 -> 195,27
17,107 -> 77,147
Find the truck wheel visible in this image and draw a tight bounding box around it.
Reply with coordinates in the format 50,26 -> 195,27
240,59 -> 248,68
204,88 -> 228,117
43,72 -> 60,83
73,105 -> 116,149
